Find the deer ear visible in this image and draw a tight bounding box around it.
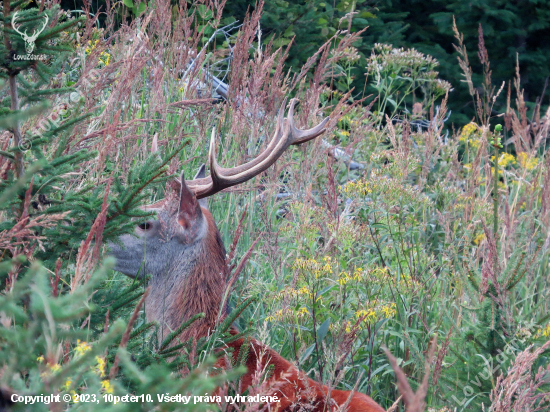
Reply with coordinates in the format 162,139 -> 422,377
177,170 -> 204,233
194,164 -> 208,209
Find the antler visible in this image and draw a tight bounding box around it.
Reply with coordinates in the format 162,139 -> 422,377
178,98 -> 329,199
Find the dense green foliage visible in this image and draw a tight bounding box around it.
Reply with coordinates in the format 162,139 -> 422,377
225,0 -> 550,123
0,2 -> 241,410
59,0 -> 550,125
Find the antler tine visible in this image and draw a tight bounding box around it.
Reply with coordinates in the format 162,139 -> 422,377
208,126 -> 223,191
213,96 -> 288,178
287,98 -> 330,145
184,97 -> 329,199
182,98 -> 288,198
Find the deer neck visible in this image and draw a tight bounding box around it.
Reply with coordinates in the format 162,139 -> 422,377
146,211 -> 228,342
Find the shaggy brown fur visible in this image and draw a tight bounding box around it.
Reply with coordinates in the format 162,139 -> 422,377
216,334 -> 385,412
175,211 -> 228,341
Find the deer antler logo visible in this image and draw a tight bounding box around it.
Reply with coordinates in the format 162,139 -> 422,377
11,11 -> 48,54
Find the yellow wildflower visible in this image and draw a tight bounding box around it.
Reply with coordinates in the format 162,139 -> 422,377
339,271 -> 350,285
99,51 -> 111,66
62,378 -> 72,391
38,361 -> 62,379
490,153 -> 516,168
95,356 -> 106,377
352,267 -> 364,281
380,303 -> 397,318
293,256 -> 333,278
101,380 -> 113,394
355,300 -> 397,323
459,122 -> 479,142
75,340 -> 92,356
356,308 -> 376,322
296,307 -> 309,318
473,233 -> 485,245
275,285 -> 310,300
516,152 -> 538,170
266,307 -> 311,323
344,321 -> 351,333
84,39 -> 100,55
342,180 -> 375,196
539,323 -> 550,338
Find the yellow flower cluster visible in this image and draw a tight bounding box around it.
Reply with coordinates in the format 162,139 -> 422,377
266,306 -> 310,322
275,285 -> 309,300
95,356 -> 106,377
38,346 -> 112,399
331,319 -> 359,334
101,380 -> 113,394
36,356 -> 61,378
540,323 -> 550,338
490,152 -> 516,168
473,233 -> 485,245
342,180 -> 376,196
460,122 -> 478,137
459,122 -> 481,149
63,378 -> 72,391
84,39 -> 111,66
380,303 -> 397,318
355,308 -> 377,322
517,152 -> 538,170
293,256 -> 333,278
338,267 -> 364,285
371,267 -> 390,281
75,340 -> 92,356
84,39 -> 99,54
355,301 -> 397,324
99,51 -> 111,66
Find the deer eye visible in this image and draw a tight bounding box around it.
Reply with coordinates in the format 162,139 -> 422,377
138,222 -> 152,230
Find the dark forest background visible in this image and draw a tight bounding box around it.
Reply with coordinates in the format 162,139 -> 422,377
59,0 -> 550,126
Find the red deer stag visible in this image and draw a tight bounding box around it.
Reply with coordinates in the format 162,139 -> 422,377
108,99 -> 385,412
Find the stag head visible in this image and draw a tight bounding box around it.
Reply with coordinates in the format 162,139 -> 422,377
12,11 -> 49,54
107,99 -> 328,337
109,98 -> 328,279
